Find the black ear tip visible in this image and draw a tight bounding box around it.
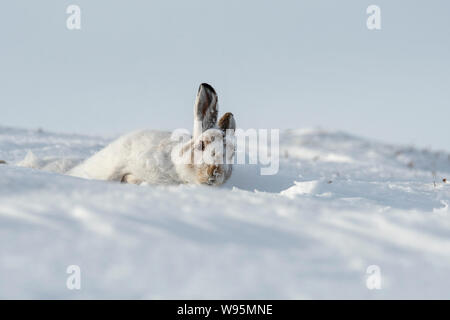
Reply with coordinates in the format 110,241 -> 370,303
199,83 -> 216,94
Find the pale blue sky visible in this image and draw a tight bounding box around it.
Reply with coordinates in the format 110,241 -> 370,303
1,1 -> 449,150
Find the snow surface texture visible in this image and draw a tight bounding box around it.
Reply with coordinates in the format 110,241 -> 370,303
1,125 -> 449,299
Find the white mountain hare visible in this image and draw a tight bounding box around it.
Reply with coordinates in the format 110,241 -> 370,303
68,83 -> 236,186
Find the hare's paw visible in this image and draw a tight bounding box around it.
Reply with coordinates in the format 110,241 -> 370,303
120,173 -> 143,185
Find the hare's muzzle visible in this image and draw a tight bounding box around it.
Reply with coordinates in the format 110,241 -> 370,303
205,165 -> 223,185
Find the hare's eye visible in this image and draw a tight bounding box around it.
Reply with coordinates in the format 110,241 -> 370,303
198,141 -> 205,151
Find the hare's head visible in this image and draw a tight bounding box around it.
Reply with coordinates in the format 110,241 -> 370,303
172,83 -> 236,186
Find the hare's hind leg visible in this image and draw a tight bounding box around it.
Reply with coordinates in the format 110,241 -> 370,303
120,173 -> 142,185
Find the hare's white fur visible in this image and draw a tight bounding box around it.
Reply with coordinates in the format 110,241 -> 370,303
68,83 -> 236,186
68,130 -> 180,184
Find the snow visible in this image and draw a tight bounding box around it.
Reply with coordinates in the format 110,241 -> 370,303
1,125 -> 450,299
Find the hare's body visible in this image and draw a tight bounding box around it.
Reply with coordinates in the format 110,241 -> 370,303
68,130 -> 181,184
69,83 -> 236,186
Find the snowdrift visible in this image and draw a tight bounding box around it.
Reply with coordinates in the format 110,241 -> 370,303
0,126 -> 449,299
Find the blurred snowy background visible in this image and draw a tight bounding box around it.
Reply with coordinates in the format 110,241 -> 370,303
0,0 -> 449,149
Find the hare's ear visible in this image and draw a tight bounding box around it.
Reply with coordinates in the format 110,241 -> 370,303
193,83 -> 218,139
218,112 -> 236,135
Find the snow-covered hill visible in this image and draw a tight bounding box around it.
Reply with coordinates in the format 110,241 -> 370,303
0,125 -> 449,299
